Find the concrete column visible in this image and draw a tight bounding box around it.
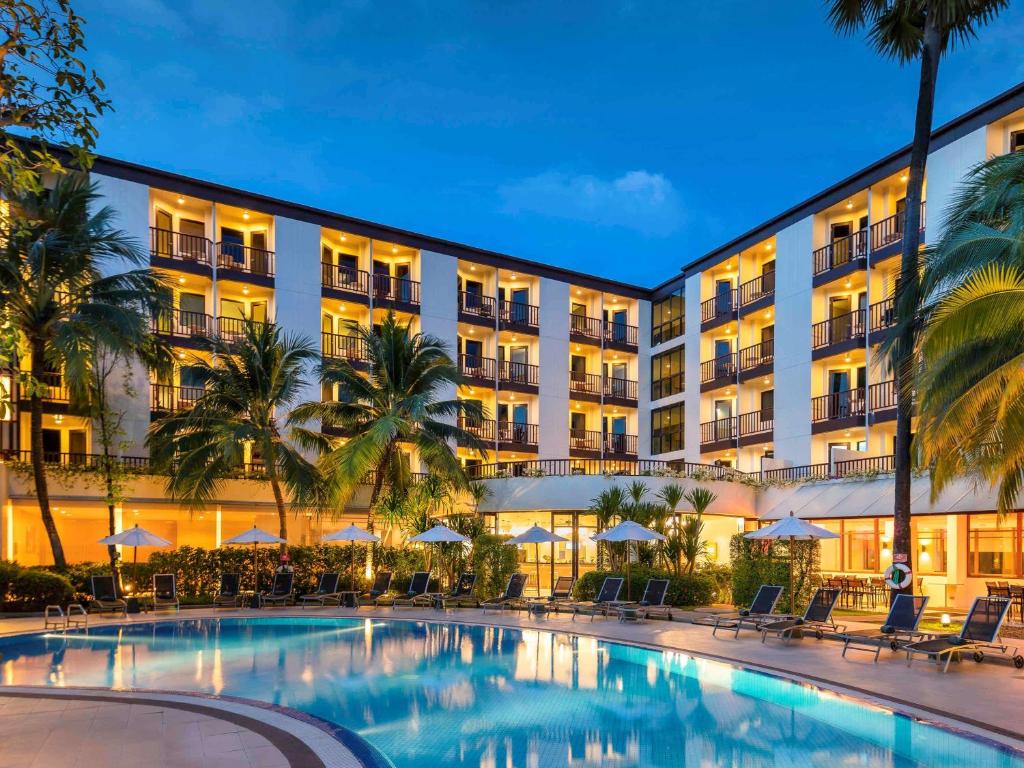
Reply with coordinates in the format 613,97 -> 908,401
636,298 -> 652,459
682,273 -> 702,462
538,277 -> 569,460
924,126 -> 988,244
418,250 -> 459,470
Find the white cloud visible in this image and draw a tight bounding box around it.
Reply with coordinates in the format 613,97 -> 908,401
499,169 -> 684,236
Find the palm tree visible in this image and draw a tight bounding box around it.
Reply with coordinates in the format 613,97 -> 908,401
291,311 -> 488,538
149,319 -> 321,553
657,484 -> 686,574
827,0 -> 1009,588
681,487 -> 717,574
590,485 -> 625,570
0,177 -> 168,568
914,151 -> 1024,513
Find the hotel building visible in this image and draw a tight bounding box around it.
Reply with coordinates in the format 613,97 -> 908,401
3,84 -> 1024,609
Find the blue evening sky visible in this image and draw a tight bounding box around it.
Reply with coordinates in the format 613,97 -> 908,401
81,1 -> 1024,288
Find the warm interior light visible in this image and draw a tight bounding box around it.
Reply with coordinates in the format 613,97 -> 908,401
242,211 -> 250,220
763,377 -> 770,384
468,328 -> 474,334
941,613 -> 951,626
53,414 -> 63,425
338,305 -> 346,313
391,247 -> 398,253
900,174 -> 908,182
766,243 -> 773,251
470,265 -> 476,271
846,200 -> 853,209
176,196 -> 185,205
511,274 -> 518,280
177,351 -> 185,360
242,286 -> 250,295
177,277 -> 186,285
576,289 -> 582,295
340,235 -> 347,241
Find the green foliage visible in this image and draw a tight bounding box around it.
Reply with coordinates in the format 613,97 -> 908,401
698,562 -> 733,604
469,534 -> 518,600
728,534 -> 819,611
2,566 -> 73,611
574,567 -> 715,607
0,560 -> 20,600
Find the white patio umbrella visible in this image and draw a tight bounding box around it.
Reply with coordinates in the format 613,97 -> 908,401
745,511 -> 839,614
98,524 -> 171,594
222,526 -> 286,595
409,523 -> 470,584
593,520 -> 666,600
324,523 -> 380,590
505,524 -> 568,597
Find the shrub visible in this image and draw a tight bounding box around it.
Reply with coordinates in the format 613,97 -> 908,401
470,534 -> 518,600
574,567 -> 715,607
7,569 -> 73,611
698,562 -> 732,604
729,533 -> 819,611
0,560 -> 20,603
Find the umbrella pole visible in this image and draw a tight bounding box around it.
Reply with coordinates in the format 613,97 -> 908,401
254,541 -> 259,599
351,541 -> 356,591
133,545 -> 139,597
626,541 -> 631,601
535,543 -> 541,598
789,535 -> 795,615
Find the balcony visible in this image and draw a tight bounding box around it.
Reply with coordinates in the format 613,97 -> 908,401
569,429 -> 602,455
373,273 -> 420,309
604,319 -> 638,350
700,416 -> 737,451
737,410 -> 773,445
833,453 -> 895,477
458,354 -> 496,384
869,298 -> 895,336
152,308 -> 213,345
151,383 -> 204,413
322,332 -> 368,364
457,416 -> 495,442
604,432 -> 638,457
216,242 -> 275,279
570,313 -> 602,344
569,371 -> 601,400
499,299 -> 539,332
498,420 -> 539,450
459,291 -> 496,324
870,202 -> 925,263
738,272 -> 775,312
603,376 -> 638,404
217,316 -> 268,342
812,230 -> 866,284
811,309 -> 865,359
700,290 -> 737,330
738,339 -> 773,381
869,379 -> 898,422
700,352 -> 736,391
321,263 -> 370,302
150,227 -> 212,270
811,387 -> 865,432
498,359 -> 539,390
19,372 -> 68,405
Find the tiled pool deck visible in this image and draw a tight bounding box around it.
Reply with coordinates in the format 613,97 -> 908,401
2,605 -> 1023,765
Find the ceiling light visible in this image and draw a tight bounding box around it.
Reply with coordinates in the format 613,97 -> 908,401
391,246 -> 398,253
900,174 -> 908,182
177,196 -> 185,205
766,243 -> 773,251
177,277 -> 186,285
338,305 -> 346,312
511,336 -> 517,341
844,431 -> 851,437
53,414 -> 63,425
844,354 -> 851,362
846,200 -> 853,209
763,377 -> 770,384
511,274 -> 518,280
611,298 -> 618,304
470,265 -> 476,271
763,310 -> 770,318
576,289 -> 582,295
242,211 -> 250,220
725,390 -> 732,396
177,351 -> 185,360
845,279 -> 852,288
468,328 -> 474,334
242,286 -> 250,295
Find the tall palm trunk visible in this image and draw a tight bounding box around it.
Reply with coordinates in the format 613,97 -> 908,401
29,341 -> 65,568
268,472 -> 288,556
892,13 -> 941,597
98,404 -> 121,587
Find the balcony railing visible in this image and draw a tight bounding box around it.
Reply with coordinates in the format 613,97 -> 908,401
0,450 -> 153,472
701,290 -> 737,324
217,316 -> 267,341
20,372 -> 68,403
152,308 -> 213,340
869,379 -> 897,411
738,339 -> 774,372
216,242 -> 275,277
762,463 -> 830,482
738,410 -> 773,438
870,202 -> 925,252
459,354 -> 496,381
373,274 -> 421,305
811,387 -> 866,423
739,272 -> 775,307
499,360 -> 539,387
569,371 -> 601,396
459,291 -> 496,320
499,300 -> 539,329
700,353 -> 737,385
869,298 -> 895,333
569,429 -> 601,452
498,421 -> 538,447
322,263 -> 370,295
811,309 -> 866,350
322,332 -> 368,363
570,314 -> 602,341
465,458 -> 744,481
151,383 -> 204,412
812,230 -> 867,275
833,454 -> 895,476
150,227 -> 212,265
604,319 -> 638,347
603,376 -> 638,401
700,416 -> 737,446
604,432 -> 638,456
457,416 -> 496,441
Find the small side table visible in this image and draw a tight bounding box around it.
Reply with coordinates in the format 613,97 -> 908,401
337,591 -> 359,609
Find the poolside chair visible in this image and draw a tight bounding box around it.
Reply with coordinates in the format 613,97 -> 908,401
89,575 -> 126,615
391,571 -> 433,608
616,578 -> 671,623
695,584 -> 785,637
480,572 -> 529,613
298,572 -> 342,608
435,573 -> 478,610
759,587 -> 844,643
840,594 -> 929,662
152,573 -> 179,612
213,573 -> 243,608
261,572 -> 296,607
904,596 -> 1024,672
362,571 -> 394,607
569,576 -> 625,622
528,575 -> 576,615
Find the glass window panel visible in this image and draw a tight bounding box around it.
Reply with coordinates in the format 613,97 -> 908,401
969,513 -> 1017,577
843,518 -> 878,573
913,518 -> 947,575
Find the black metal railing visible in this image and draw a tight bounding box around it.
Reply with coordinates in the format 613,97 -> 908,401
700,353 -> 737,384
151,383 -> 205,412
762,463 -> 830,482
19,372 -> 68,402
322,263 -> 370,294
570,314 -> 602,341
322,332 -> 369,363
604,319 -> 638,347
869,379 -> 897,411
869,298 -> 895,333
459,354 -> 496,381
498,421 -> 539,446
373,274 -> 421,305
499,360 -> 539,387
152,308 -> 213,339
216,242 -> 274,277
457,416 -> 496,441
150,227 -> 212,265
459,291 -> 497,320
569,429 -> 602,452
812,309 -> 866,349
499,300 -> 539,329
217,316 -> 268,341
0,450 -> 153,472
700,417 -> 737,445
812,230 -> 867,275
738,339 -> 774,372
569,371 -> 601,396
701,289 -> 737,324
603,376 -> 638,401
811,387 -> 866,422
604,433 -> 637,455
870,202 -> 925,252
833,454 -> 895,476
738,410 -> 773,438
739,273 -> 775,307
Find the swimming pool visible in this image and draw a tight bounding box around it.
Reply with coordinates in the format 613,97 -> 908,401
0,617 -> 1018,767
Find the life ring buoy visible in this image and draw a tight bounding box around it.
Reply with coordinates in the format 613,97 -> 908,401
884,563 -> 912,590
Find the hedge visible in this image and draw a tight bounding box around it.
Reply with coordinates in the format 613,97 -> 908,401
0,563 -> 74,612
574,567 -> 716,607
728,533 -> 819,611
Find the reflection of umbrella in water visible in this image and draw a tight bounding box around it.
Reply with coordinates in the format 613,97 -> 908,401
222,526 -> 286,595
505,524 -> 567,597
409,524 -> 469,584
593,520 -> 666,600
98,524 -> 171,594
745,512 -> 838,614
323,523 -> 380,590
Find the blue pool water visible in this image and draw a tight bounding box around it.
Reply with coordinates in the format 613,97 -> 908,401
0,617 -> 1018,767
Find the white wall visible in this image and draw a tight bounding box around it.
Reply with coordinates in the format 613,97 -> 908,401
636,298 -> 652,459
682,274 -> 702,462
418,250 -> 459,466
538,277 -> 569,459
925,126 -> 988,243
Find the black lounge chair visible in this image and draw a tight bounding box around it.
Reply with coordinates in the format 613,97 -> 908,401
89,575 -> 126,615
904,596 -> 1023,672
760,587 -> 844,643
696,584 -> 785,637
261,572 -> 295,607
214,573 -> 243,608
481,573 -> 529,613
391,572 -> 432,608
435,573 -> 478,610
616,578 -> 671,623
569,577 -> 625,622
529,575 -> 576,615
299,573 -> 342,608
152,573 -> 179,612
362,571 -> 394,606
841,594 -> 929,661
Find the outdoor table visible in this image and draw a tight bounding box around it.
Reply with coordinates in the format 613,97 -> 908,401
337,591 -> 360,609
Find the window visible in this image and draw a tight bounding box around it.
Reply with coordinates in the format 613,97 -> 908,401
914,519 -> 947,575
1012,129 -> 1024,153
968,513 -> 1018,577
651,404 -> 683,454
651,288 -> 684,345
651,347 -> 684,400
844,519 -> 878,573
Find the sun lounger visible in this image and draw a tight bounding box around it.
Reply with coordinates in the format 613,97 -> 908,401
261,572 -> 295,607
840,594 -> 929,661
760,587 -> 844,643
435,573 -> 478,609
616,579 -> 671,623
152,573 -> 179,612
299,573 -> 342,608
528,576 -> 576,615
569,577 -> 625,622
480,573 -> 529,613
391,572 -> 433,608
89,575 -> 126,615
694,585 -> 785,637
362,572 -> 394,606
214,573 -> 243,608
904,596 -> 1023,672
